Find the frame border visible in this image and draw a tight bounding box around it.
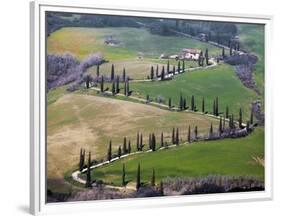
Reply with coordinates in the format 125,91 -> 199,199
30,0 -> 273,215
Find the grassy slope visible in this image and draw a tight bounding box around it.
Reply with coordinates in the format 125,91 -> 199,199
47,93 -> 220,178
47,27 -> 221,61
131,64 -> 259,118
237,23 -> 265,95
87,127 -> 264,186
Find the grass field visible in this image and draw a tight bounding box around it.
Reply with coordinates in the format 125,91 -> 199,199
47,93 -> 220,178
130,64 -> 259,118
83,127 -> 264,186
47,27 -> 221,61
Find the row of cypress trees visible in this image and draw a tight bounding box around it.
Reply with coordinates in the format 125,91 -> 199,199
81,109 -> 254,189
150,60 -> 186,81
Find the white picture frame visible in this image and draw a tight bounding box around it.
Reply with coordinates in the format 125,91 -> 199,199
30,0 -> 273,215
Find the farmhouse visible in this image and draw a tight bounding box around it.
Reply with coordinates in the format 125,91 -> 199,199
104,35 -> 120,46
181,48 -> 201,60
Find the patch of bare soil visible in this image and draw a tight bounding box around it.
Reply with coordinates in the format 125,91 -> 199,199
252,156 -> 265,167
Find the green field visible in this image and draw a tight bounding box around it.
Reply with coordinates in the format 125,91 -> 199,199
83,127 -> 264,186
130,64 -> 260,118
47,27 -> 221,61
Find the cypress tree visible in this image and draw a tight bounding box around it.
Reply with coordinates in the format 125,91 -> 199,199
222,47 -> 225,59
156,64 -> 159,77
123,137 -> 127,154
124,80 -> 127,96
194,126 -> 198,140
215,97 -> 219,116
111,81 -> 116,95
128,140 -> 131,153
182,60 -> 185,72
146,94 -> 150,103
202,97 -> 205,113
85,152 -> 92,188
85,75 -> 90,89
183,98 -> 186,110
96,64 -> 100,77
126,80 -> 130,96
179,94 -> 183,110
205,48 -> 209,65
118,146 -> 122,158
219,116 -> 223,135
250,108 -> 254,125
226,106 -> 229,119
81,149 -> 85,171
150,66 -> 154,80
159,181 -> 164,195
140,134 -> 143,151
111,64 -> 115,81
199,51 -> 204,66
100,75 -> 104,92
209,123 -> 213,138
107,140 -> 112,161
177,61 -> 181,73
161,65 -> 165,80
175,128 -> 179,145
229,114 -> 235,129
191,95 -> 195,111
239,108 -> 243,129
149,133 -> 152,149
151,168 -> 155,187
167,60 -> 170,74
136,132 -> 140,151
161,132 -> 164,147
122,164 -> 126,186
122,68 -> 126,81
168,98 -> 172,109
223,115 -> 226,131
79,148 -> 83,171
173,65 -> 176,75
230,47 -> 233,56
246,120 -> 250,131
136,163 -> 141,191
172,128 -> 175,144
151,133 -> 156,151
116,75 -> 120,93
229,114 -> 232,129
213,100 -> 216,115
187,125 -> 191,143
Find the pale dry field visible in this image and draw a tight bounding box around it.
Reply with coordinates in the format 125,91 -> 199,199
47,94 -> 219,178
